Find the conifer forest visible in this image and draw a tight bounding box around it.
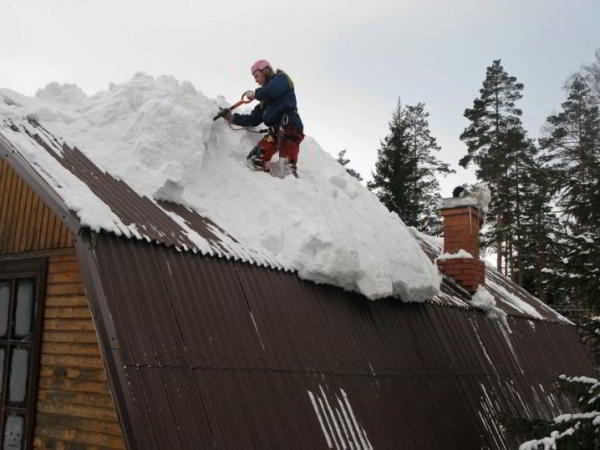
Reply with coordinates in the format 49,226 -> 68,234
363,52 -> 600,315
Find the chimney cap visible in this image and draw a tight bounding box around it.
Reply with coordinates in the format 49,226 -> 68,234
440,197 -> 481,210
440,184 -> 491,216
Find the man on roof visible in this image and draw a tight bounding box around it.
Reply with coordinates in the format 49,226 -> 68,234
223,59 -> 304,177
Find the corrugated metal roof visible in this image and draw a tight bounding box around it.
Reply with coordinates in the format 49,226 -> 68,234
78,233 -> 594,450
0,115 -> 287,270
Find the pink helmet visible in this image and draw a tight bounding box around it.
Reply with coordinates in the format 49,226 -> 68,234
251,59 -> 272,75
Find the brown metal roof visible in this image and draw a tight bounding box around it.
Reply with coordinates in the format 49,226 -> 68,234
77,232 -> 594,450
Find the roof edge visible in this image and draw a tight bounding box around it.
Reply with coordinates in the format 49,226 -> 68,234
74,229 -> 138,450
0,133 -> 81,235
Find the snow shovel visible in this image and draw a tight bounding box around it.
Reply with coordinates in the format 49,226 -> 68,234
213,92 -> 253,121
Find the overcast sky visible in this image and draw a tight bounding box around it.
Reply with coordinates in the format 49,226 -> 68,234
2,0 -> 599,195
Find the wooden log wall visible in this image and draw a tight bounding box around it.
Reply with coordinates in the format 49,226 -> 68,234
0,159 -> 73,253
34,250 -> 125,449
0,159 -> 125,448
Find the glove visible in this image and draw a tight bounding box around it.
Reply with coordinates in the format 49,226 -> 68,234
213,107 -> 232,122
217,107 -> 232,121
244,90 -> 255,101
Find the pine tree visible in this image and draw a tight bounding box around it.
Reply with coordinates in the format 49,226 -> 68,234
459,60 -> 532,277
336,149 -> 363,181
511,64 -> 600,447
515,157 -> 566,304
582,49 -> 600,101
459,60 -> 525,171
539,74 -> 600,311
368,100 -> 454,235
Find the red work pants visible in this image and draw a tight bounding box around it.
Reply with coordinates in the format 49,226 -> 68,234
258,126 -> 305,167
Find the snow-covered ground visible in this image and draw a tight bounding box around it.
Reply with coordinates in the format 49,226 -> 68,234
0,73 -> 441,302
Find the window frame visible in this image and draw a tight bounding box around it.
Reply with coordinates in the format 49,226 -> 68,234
0,258 -> 47,450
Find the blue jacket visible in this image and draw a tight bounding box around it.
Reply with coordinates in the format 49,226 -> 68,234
232,70 -> 303,131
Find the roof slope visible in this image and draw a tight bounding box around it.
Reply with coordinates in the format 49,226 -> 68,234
0,112 -> 569,323
78,233 -> 593,450
0,114 -> 285,269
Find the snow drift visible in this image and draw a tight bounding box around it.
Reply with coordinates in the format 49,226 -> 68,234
0,73 -> 441,301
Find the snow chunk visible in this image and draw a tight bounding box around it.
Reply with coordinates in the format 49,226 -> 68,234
441,183 -> 491,219
1,73 -> 441,301
471,286 -> 508,325
154,179 -> 186,205
472,183 -> 491,215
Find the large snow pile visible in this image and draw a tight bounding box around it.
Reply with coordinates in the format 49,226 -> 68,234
0,73 -> 441,301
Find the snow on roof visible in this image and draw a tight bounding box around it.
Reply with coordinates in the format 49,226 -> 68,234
0,73 -> 441,302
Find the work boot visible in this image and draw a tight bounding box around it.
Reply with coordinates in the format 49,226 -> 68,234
288,159 -> 298,178
281,158 -> 298,178
246,146 -> 264,171
272,157 -> 298,178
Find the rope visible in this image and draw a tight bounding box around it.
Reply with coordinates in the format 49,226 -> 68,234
227,121 -> 268,134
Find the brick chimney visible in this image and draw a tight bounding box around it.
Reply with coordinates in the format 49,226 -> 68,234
436,197 -> 485,293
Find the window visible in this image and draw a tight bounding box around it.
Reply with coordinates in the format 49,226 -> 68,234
0,259 -> 46,450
